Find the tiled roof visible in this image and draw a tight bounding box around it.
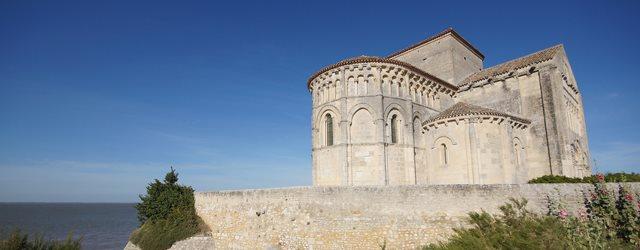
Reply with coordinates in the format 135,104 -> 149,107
307,56 -> 458,91
386,28 -> 485,60
423,102 -> 531,125
458,44 -> 563,88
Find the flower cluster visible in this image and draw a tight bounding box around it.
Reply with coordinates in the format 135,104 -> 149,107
558,209 -> 569,219
547,173 -> 640,246
596,173 -> 605,182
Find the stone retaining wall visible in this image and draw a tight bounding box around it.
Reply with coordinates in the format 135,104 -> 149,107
195,183 -> 640,249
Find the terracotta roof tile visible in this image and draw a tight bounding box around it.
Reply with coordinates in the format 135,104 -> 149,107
423,102 -> 531,125
458,44 -> 563,88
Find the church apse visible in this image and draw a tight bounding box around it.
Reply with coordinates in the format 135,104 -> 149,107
308,28 -> 591,186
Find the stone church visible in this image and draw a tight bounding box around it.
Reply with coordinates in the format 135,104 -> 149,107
308,28 -> 591,185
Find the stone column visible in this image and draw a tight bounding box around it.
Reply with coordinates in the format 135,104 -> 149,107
340,69 -> 350,185
467,117 -> 481,184
502,120 -> 515,183
311,88 -> 317,185
378,66 -> 388,185
406,76 -> 417,184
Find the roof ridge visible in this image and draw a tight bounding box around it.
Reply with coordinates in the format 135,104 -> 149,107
458,44 -> 564,88
386,28 -> 485,60
481,44 -> 563,73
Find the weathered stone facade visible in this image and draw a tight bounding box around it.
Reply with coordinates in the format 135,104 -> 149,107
195,183 -> 640,249
178,28 -> 597,250
309,28 -> 591,185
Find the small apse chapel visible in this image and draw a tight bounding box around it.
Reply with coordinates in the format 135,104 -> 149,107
308,28 -> 591,186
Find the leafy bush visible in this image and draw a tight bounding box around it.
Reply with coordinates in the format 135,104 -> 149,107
423,198 -> 615,250
130,168 -> 207,250
0,229 -> 81,250
529,172 -> 640,183
528,175 -> 585,183
426,174 -> 640,249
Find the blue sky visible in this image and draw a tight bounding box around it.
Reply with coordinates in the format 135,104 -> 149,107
1,0 -> 639,202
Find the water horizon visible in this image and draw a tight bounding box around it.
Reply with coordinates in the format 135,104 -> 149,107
0,202 -> 139,250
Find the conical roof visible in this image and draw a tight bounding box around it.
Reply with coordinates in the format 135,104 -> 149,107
423,102 -> 530,125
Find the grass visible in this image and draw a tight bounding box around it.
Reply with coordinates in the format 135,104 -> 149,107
0,229 -> 81,250
129,211 -> 208,250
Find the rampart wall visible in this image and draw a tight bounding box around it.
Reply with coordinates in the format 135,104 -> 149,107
195,183 -> 640,249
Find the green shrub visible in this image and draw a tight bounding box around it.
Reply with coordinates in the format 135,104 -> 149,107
528,172 -> 640,184
130,168 -> 207,250
603,172 -> 640,182
427,174 -> 640,249
0,229 -> 81,250
425,198 -> 600,250
135,168 -> 195,224
528,175 -> 584,183
423,198 -> 632,250
615,184 -> 640,243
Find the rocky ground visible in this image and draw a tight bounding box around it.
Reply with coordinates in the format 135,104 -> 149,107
124,234 -> 215,250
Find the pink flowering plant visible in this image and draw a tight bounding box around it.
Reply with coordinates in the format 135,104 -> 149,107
585,174 -> 617,238
555,173 -> 640,247
424,173 -> 640,249
615,184 -> 640,244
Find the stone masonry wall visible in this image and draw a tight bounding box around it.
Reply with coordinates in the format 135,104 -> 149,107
455,51 -> 591,179
310,60 -> 456,186
390,33 -> 483,85
195,183 -> 640,249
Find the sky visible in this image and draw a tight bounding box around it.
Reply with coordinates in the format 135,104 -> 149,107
1,0 -> 639,202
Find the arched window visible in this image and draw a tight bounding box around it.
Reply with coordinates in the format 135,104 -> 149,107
413,117 -> 423,146
440,143 -> 448,165
390,114 -> 398,143
325,114 -> 333,146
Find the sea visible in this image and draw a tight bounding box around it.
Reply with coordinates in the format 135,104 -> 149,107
0,203 -> 139,250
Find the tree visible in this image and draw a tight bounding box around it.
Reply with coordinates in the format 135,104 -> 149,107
135,167 -> 194,223
131,167 -> 205,250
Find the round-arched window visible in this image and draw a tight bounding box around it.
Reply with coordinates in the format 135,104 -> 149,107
325,114 -> 333,146
391,114 -> 398,144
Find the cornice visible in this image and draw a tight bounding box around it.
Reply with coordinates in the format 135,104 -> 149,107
422,102 -> 531,126
423,115 -> 530,131
307,56 -> 458,92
